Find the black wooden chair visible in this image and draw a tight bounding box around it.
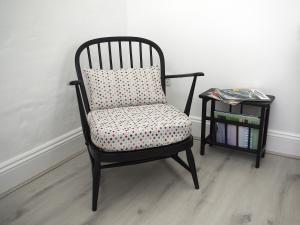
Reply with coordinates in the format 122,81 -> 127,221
69,36 -> 204,211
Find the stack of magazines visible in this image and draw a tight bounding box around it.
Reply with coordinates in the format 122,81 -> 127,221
214,111 -> 260,149
207,88 -> 270,105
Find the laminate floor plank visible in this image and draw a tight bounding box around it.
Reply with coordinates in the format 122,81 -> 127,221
0,141 -> 299,225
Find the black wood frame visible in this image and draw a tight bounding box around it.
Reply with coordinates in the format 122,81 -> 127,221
69,36 -> 204,211
199,89 -> 275,168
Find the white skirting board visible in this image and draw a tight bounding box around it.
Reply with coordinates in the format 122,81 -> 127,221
0,128 -> 85,197
0,118 -> 299,197
189,116 -> 300,159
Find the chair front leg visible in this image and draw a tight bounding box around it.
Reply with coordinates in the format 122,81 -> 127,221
86,145 -> 94,170
92,161 -> 101,211
186,148 -> 199,189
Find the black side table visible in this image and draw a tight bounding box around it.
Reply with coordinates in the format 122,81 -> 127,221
199,88 -> 275,168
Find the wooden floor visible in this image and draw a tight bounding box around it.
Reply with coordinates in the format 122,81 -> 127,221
0,140 -> 300,225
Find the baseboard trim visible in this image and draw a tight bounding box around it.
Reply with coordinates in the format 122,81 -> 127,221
0,128 -> 85,196
0,149 -> 85,199
1,118 -> 299,197
190,116 -> 300,158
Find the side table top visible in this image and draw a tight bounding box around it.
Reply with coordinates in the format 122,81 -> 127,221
199,88 -> 275,106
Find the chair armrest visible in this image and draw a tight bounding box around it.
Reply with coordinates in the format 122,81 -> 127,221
165,72 -> 204,79
69,80 -> 83,86
69,79 -> 90,144
165,72 -> 205,116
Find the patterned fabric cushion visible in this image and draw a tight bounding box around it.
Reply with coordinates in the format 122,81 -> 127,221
87,104 -> 192,152
83,66 -> 167,110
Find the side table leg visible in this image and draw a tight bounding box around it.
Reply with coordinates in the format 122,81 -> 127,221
256,107 -> 266,168
209,100 -> 215,146
262,106 -> 270,158
200,99 -> 207,155
255,154 -> 261,168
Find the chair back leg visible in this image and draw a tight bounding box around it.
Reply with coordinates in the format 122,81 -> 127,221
186,148 -> 199,189
92,161 -> 101,211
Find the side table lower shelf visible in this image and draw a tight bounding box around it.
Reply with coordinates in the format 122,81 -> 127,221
204,135 -> 266,157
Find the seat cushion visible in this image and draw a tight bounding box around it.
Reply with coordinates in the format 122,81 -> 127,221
83,66 -> 167,110
87,104 -> 192,152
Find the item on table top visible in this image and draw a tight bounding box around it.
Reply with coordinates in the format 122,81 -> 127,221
207,88 -> 270,105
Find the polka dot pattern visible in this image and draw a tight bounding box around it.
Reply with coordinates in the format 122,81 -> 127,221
87,104 -> 192,152
83,66 -> 167,110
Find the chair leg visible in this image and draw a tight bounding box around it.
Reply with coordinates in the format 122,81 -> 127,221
92,161 -> 101,211
262,149 -> 266,158
186,148 -> 199,189
87,145 -> 95,172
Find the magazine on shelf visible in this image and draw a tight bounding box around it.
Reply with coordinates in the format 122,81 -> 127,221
207,88 -> 270,105
214,111 -> 260,149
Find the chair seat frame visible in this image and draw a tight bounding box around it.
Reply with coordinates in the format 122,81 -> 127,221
70,36 -> 204,211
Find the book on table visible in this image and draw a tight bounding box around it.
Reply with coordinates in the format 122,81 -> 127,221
206,88 -> 270,105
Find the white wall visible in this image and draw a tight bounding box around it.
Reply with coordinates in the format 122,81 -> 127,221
127,0 -> 300,154
0,0 -> 127,163
1,0 -> 300,194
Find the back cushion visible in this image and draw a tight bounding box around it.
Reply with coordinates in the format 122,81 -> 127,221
83,66 -> 167,110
